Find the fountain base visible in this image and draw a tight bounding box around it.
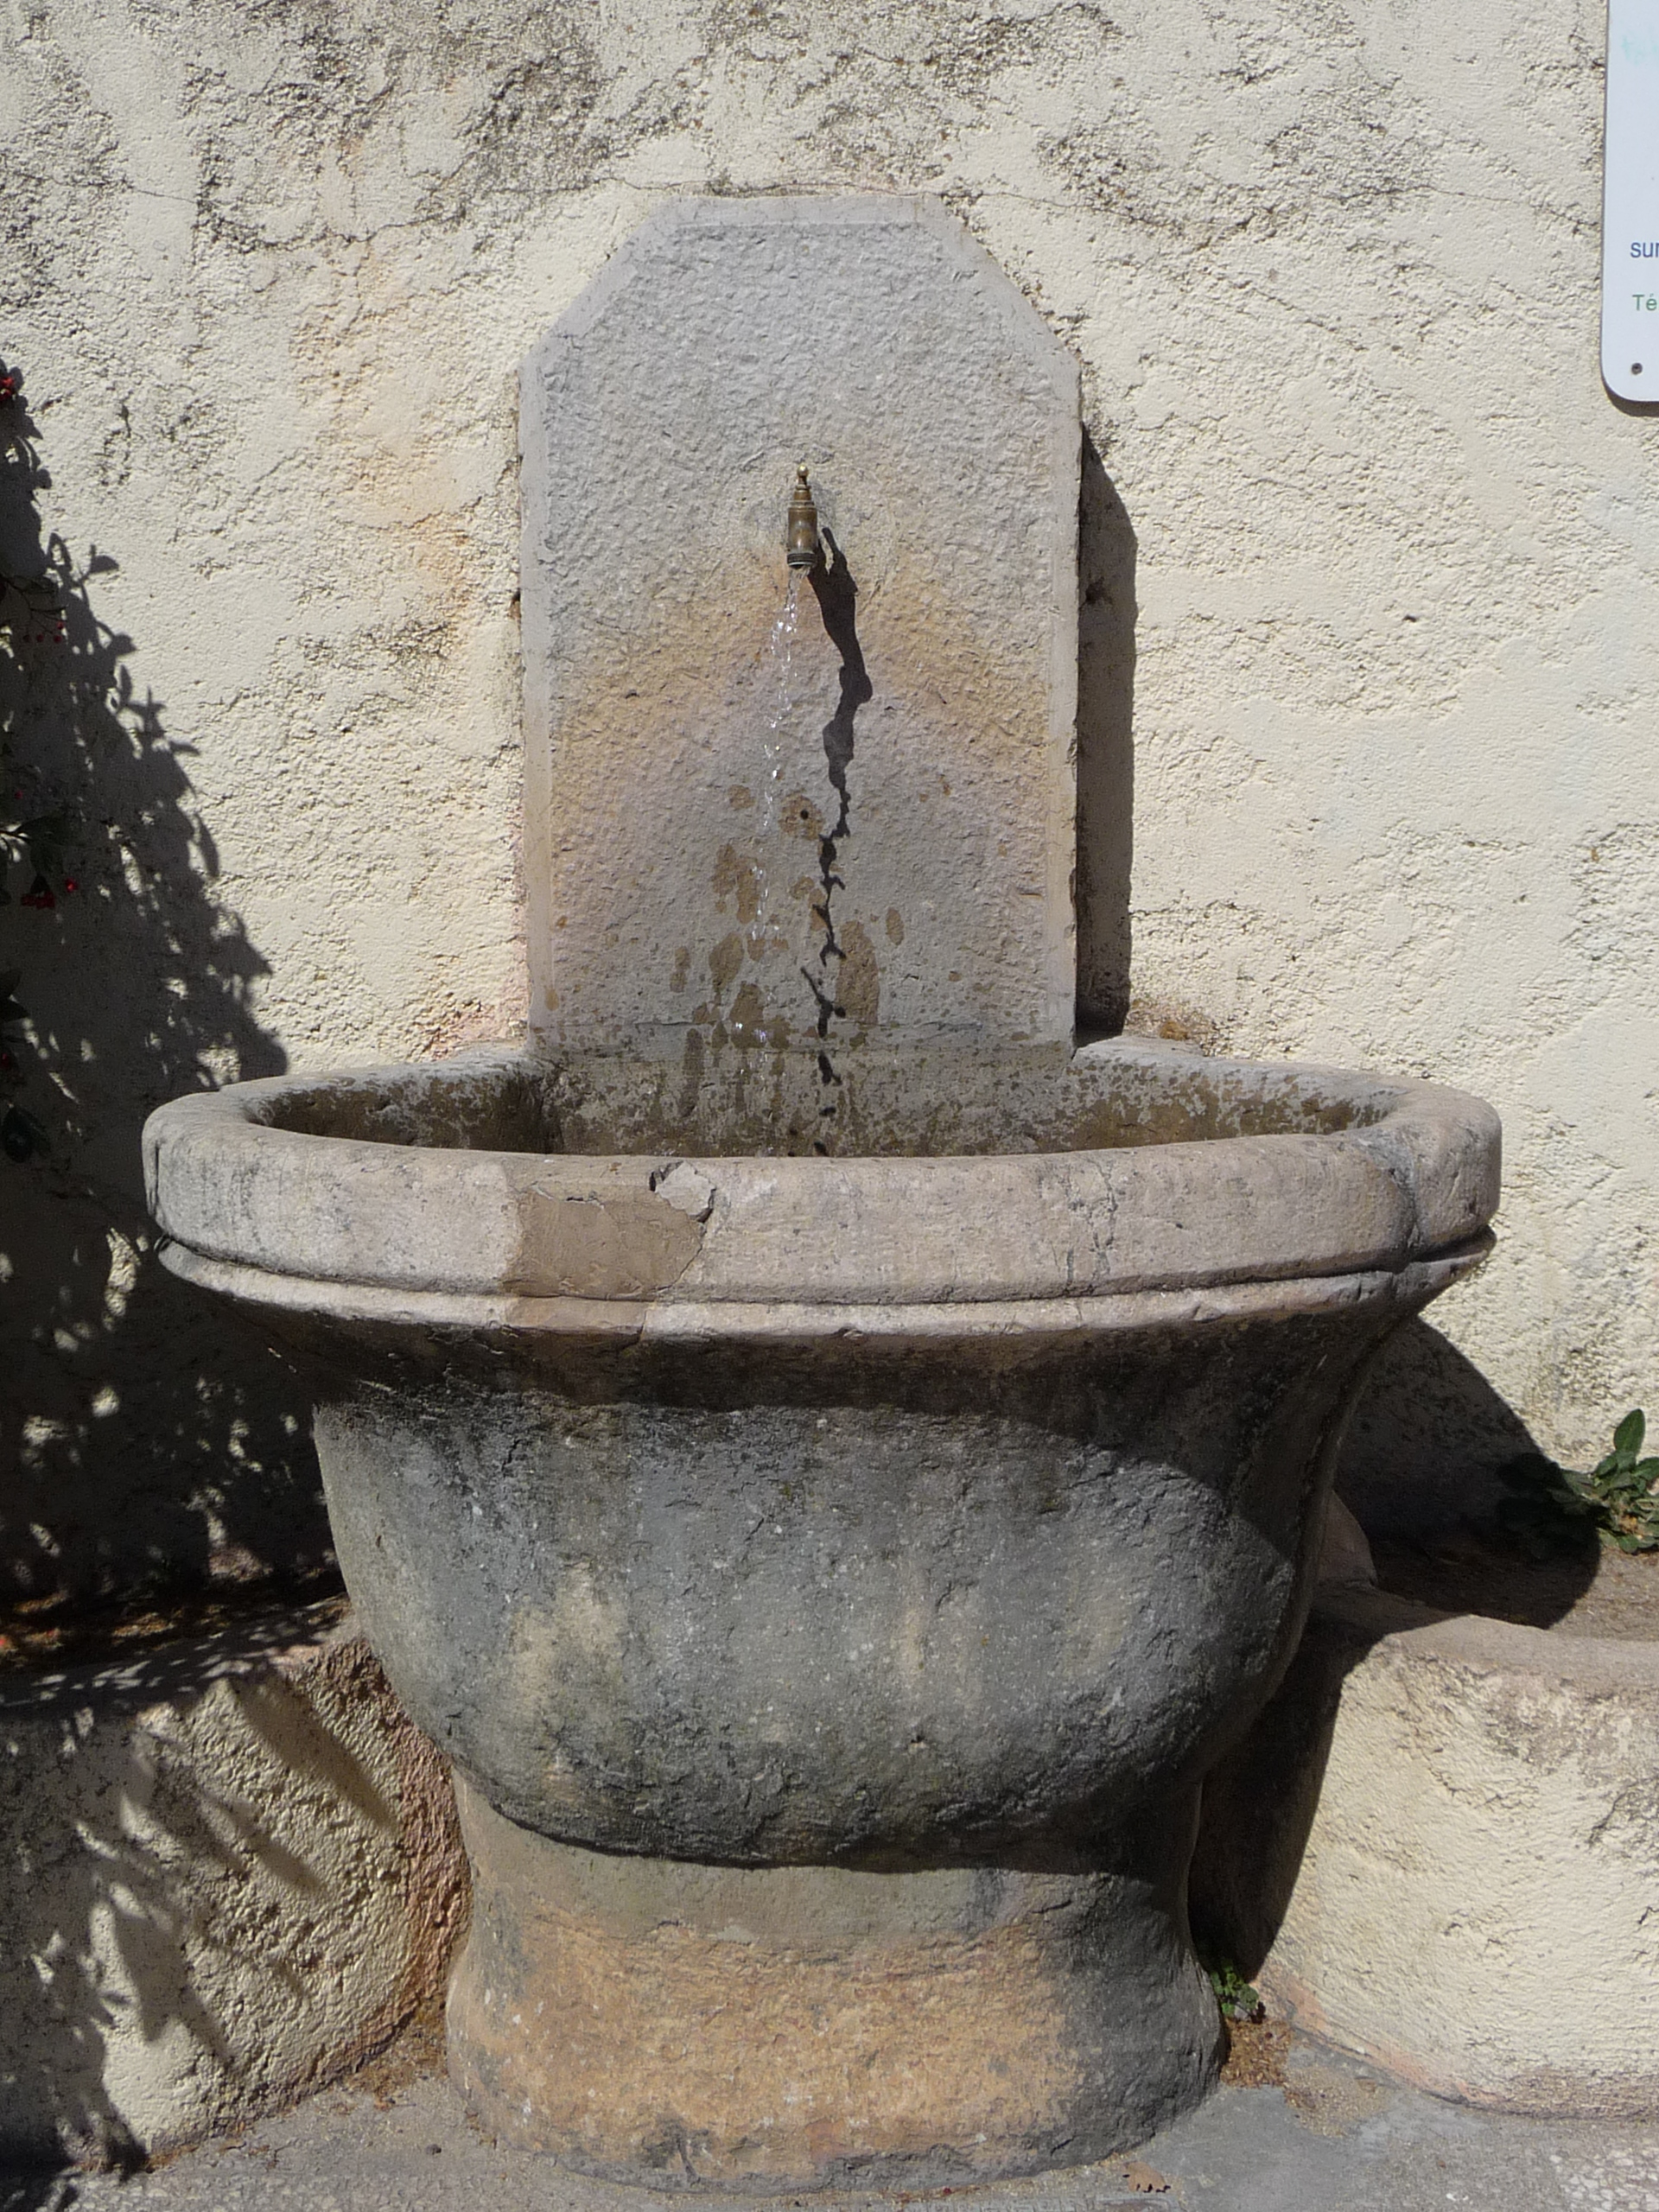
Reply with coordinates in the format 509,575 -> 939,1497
447,1781 -> 1221,2190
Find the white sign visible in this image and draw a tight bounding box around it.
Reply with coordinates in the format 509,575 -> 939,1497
1604,0 -> 1659,402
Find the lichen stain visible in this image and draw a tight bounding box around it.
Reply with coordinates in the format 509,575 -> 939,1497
728,785 -> 754,810
886,907 -> 906,945
501,1577 -> 627,1743
671,946 -> 690,993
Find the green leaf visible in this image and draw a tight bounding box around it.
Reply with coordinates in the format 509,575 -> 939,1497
1613,1409 -> 1646,1463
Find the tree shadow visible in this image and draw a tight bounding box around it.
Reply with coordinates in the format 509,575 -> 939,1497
1075,428 -> 1135,1038
0,359 -> 332,1620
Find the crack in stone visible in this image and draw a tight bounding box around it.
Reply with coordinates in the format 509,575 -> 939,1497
800,526 -> 874,1153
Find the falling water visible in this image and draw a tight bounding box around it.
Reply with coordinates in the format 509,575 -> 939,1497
740,573 -> 804,1050
759,573 -> 802,844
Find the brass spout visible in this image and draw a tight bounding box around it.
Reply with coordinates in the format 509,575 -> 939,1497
785,464 -> 820,570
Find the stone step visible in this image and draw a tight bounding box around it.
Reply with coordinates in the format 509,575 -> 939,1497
0,1603 -> 467,2165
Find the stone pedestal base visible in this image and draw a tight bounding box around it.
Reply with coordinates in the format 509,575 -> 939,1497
447,1782 -> 1220,2191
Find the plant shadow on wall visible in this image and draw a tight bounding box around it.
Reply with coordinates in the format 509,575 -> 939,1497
0,1625 -> 314,2183
0,362 -> 333,1624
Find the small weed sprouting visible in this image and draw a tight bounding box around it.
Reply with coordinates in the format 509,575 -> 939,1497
1205,1958 -> 1265,2024
1497,1408 -> 1659,1559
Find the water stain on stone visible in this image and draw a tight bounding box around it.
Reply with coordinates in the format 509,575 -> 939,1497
728,981 -> 783,1050
709,933 -> 744,995
677,1025 -> 705,1122
728,785 -> 754,810
671,946 -> 690,993
781,791 -> 823,842
839,920 -> 880,1030
1282,2063 -> 1390,2139
712,843 -> 762,925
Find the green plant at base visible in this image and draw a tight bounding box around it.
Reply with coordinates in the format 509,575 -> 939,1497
1204,1956 -> 1265,2024
1497,1409 -> 1659,1557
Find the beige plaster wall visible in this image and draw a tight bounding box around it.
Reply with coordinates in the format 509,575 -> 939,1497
3,0 -> 1652,1588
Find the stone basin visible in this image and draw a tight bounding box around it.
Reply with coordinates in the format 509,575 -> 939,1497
143,1035 -> 1497,2186
143,191 -> 1504,2189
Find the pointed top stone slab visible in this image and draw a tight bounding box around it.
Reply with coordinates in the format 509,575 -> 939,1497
520,194 -> 1080,1061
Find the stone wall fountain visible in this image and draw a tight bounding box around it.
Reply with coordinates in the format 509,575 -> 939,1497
143,198 -> 1501,2190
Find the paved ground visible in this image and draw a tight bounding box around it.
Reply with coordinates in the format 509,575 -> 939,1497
4,2034 -> 1658,2212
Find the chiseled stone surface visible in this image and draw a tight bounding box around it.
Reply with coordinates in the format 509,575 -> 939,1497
0,1608 -> 467,2165
1193,1587 -> 1659,2119
520,194 -> 1079,1058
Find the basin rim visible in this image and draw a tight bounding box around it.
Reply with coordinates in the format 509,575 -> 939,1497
156,1236 -> 1490,1345
143,1039 -> 1501,1314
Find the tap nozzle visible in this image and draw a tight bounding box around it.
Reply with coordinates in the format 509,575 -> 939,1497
785,464 -> 820,570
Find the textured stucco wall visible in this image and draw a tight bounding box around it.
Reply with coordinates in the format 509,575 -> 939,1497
3,0 -> 1653,1593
